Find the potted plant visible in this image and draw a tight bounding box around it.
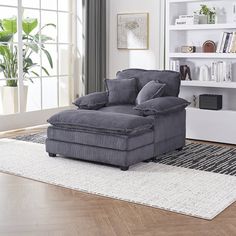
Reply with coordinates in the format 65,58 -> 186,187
0,16 -> 55,114
195,4 -> 216,24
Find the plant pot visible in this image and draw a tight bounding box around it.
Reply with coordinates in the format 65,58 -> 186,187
199,15 -> 208,24
208,14 -> 216,24
0,85 -> 28,115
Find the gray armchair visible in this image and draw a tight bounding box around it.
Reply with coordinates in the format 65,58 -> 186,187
46,69 -> 189,170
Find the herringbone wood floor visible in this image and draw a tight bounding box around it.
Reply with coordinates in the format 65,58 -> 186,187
0,127 -> 236,236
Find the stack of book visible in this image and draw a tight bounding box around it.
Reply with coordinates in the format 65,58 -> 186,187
216,32 -> 236,53
211,61 -> 232,82
170,60 -> 180,72
175,15 -> 199,25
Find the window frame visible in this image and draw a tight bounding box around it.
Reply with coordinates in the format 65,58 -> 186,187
0,0 -> 76,114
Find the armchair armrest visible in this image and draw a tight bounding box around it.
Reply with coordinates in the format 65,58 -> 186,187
73,92 -> 108,110
134,97 -> 190,116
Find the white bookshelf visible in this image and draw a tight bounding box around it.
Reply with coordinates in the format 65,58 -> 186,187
166,0 -> 236,144
169,0 -> 236,3
169,23 -> 236,31
181,81 -> 236,88
169,53 -> 236,59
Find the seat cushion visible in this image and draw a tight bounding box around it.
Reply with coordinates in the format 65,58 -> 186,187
47,126 -> 154,151
99,105 -> 141,116
116,69 -> 181,97
48,109 -> 154,136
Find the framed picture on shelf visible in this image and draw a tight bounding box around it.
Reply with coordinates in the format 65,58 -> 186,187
117,13 -> 149,50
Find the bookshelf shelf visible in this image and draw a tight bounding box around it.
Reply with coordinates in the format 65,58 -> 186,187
169,53 -> 236,58
187,107 -> 236,114
169,0 -> 236,3
181,80 -> 236,88
166,0 -> 236,144
169,24 -> 236,31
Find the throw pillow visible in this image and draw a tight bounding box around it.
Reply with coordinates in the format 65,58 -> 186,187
73,92 -> 108,110
136,80 -> 166,105
105,78 -> 138,105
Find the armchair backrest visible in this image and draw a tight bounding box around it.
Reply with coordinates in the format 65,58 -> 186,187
116,69 -> 181,97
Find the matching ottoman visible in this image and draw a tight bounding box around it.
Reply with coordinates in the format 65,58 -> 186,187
46,109 -> 155,170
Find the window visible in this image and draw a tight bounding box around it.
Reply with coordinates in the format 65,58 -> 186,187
0,0 -> 75,115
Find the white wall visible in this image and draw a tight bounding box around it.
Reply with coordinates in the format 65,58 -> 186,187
107,0 -> 165,78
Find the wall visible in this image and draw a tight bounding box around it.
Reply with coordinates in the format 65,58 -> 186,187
107,0 -> 165,78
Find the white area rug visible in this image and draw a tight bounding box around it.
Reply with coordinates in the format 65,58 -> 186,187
1,138 -> 236,220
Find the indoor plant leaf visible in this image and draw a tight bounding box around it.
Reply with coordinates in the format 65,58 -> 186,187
34,34 -> 53,43
0,31 -> 13,42
2,17 -> 17,34
42,48 -> 53,68
41,66 -> 50,76
22,18 -> 38,35
25,42 -> 39,53
30,71 -> 39,77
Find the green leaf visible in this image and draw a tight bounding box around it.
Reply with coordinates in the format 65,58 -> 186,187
41,66 -> 50,76
40,23 -> 56,32
34,34 -> 53,43
0,64 -> 5,72
0,31 -> 13,42
42,48 -> 53,68
0,45 -> 10,57
25,42 -> 39,53
2,17 -> 17,34
22,18 -> 38,35
30,71 -> 39,77
24,57 -> 33,66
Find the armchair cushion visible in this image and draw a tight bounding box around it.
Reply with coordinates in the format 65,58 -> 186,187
134,97 -> 190,116
73,92 -> 108,110
105,78 -> 138,105
136,80 -> 166,105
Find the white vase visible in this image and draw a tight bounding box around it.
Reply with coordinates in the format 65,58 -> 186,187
0,86 -> 28,115
199,65 -> 210,81
199,15 -> 208,24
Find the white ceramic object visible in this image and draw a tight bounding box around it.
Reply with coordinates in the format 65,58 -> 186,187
199,65 -> 210,81
0,86 -> 28,114
198,15 -> 208,24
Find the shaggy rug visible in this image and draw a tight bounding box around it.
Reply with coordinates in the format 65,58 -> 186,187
0,137 -> 236,220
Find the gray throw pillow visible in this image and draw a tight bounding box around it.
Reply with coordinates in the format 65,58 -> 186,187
134,97 -> 190,116
105,78 -> 137,105
73,92 -> 108,110
136,80 -> 166,105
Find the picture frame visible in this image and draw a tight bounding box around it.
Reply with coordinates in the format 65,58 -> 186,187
117,13 -> 149,50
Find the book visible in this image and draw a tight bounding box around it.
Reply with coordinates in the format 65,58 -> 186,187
229,32 -> 236,53
219,32 -> 227,53
211,62 -> 217,81
170,60 -> 180,72
216,32 -> 224,53
175,15 -> 199,25
226,33 -> 233,53
211,61 -> 232,82
222,32 -> 230,53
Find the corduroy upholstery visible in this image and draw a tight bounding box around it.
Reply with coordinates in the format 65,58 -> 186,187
46,69 -> 186,170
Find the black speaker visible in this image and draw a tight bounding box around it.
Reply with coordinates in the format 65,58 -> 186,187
199,94 -> 222,110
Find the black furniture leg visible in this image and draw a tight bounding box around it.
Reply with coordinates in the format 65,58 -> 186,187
120,166 -> 129,171
143,157 -> 156,163
49,153 -> 56,157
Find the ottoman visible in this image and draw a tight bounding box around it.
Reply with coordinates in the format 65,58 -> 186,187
46,110 -> 155,170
